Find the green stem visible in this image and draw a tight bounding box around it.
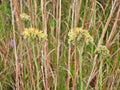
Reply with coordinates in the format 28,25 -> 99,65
78,47 -> 83,90
32,41 -> 41,90
99,57 -> 103,90
23,57 -> 27,89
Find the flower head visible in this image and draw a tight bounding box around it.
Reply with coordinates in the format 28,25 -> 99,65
95,45 -> 110,57
22,28 -> 47,42
68,27 -> 94,45
68,28 -> 78,44
23,28 -> 31,37
37,31 -> 47,41
20,13 -> 30,21
9,39 -> 15,47
84,34 -> 94,45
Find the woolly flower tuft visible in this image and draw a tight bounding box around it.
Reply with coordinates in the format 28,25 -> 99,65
68,27 -> 94,45
95,45 -> 110,57
20,13 -> 30,21
68,28 -> 78,44
22,28 -> 47,42
84,34 -> 94,45
37,31 -> 47,41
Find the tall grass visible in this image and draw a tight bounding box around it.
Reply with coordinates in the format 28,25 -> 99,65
0,0 -> 120,90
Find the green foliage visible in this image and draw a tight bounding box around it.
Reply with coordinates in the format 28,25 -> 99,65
0,0 -> 119,90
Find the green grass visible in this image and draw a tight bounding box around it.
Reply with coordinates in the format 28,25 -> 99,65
0,0 -> 120,90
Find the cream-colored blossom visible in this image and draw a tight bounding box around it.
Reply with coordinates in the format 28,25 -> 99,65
85,34 -> 94,44
23,28 -> 30,37
37,31 -> 47,40
22,28 -> 47,41
68,29 -> 78,44
95,45 -> 110,57
68,27 -> 94,45
20,13 -> 30,21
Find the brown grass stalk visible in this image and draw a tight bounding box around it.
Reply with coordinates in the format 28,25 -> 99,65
85,1 -> 117,90
55,0 -> 61,89
88,0 -> 96,29
82,0 -> 88,28
67,44 -> 71,90
106,6 -> 120,49
10,0 -> 19,89
74,0 -> 82,27
41,0 -> 49,90
67,1 -> 75,90
27,0 -> 35,27
34,0 -> 38,28
26,46 -> 36,90
71,0 -> 82,90
10,0 -> 24,89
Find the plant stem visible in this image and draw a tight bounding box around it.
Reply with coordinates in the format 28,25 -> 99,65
99,57 -> 103,90
78,47 -> 83,90
32,41 -> 41,90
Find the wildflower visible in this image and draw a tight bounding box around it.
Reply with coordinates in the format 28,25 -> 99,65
37,31 -> 47,41
68,29 -> 79,43
22,28 -> 47,42
22,28 -> 31,38
20,13 -> 30,21
68,27 -> 94,45
95,45 -> 110,57
9,39 -> 15,47
29,28 -> 39,38
84,34 -> 94,45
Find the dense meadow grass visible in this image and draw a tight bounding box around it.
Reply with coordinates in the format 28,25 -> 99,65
0,0 -> 120,90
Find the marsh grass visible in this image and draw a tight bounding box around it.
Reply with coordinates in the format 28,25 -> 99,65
0,0 -> 120,90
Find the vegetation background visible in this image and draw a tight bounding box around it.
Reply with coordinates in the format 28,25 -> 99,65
0,0 -> 120,90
